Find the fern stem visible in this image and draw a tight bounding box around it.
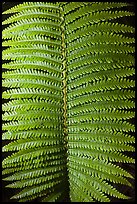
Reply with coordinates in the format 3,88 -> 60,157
61,6 -> 70,202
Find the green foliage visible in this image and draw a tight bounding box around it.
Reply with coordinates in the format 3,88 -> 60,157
2,2 -> 135,202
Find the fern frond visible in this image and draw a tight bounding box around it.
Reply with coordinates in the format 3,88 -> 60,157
2,28 -> 62,40
19,193 -> 46,202
69,155 -> 133,179
6,172 -> 64,188
68,67 -> 135,87
2,153 -> 66,175
2,2 -> 135,202
67,78 -> 135,100
2,129 -> 63,140
68,132 -> 135,145
2,60 -> 62,73
68,45 -> 134,64
2,35 -> 61,48
2,88 -> 62,101
68,110 -> 135,123
67,33 -> 135,53
66,10 -> 134,34
2,46 -> 62,58
68,141 -> 135,152
63,2 -> 87,15
2,137 -> 64,151
68,61 -> 134,81
3,118 -> 62,132
68,120 -> 135,133
68,89 -> 135,108
41,189 -> 65,202
65,2 -> 129,24
10,179 -> 63,200
2,78 -> 62,91
68,99 -> 135,116
69,168 -> 129,200
2,8 -> 61,25
2,2 -> 61,14
2,52 -> 62,66
2,69 -> 62,82
3,109 -> 62,121
69,171 -> 110,202
2,98 -> 62,112
2,19 -> 61,38
2,145 -> 65,168
70,163 -> 133,191
3,164 -> 66,181
70,179 -> 95,202
68,22 -> 135,43
68,148 -> 135,163
67,53 -> 134,71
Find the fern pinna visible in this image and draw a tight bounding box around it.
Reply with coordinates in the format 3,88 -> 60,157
2,2 -> 135,202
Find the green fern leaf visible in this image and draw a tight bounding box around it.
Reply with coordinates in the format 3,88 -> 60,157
2,2 -> 135,202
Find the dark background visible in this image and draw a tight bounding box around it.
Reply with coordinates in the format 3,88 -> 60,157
1,1 -> 136,202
